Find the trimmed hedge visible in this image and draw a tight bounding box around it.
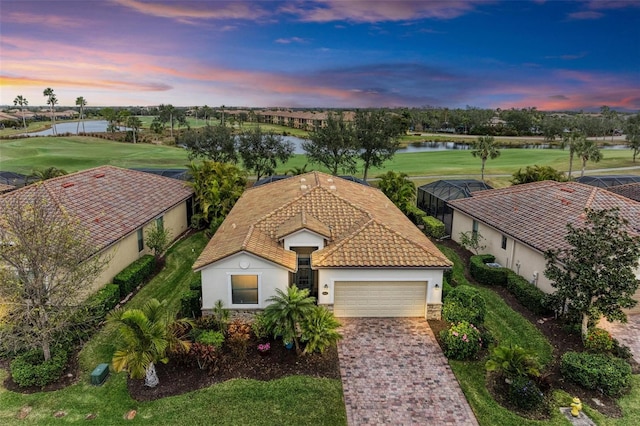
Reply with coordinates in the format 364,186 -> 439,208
470,254 -> 508,286
561,352 -> 632,396
406,205 -> 427,225
505,271 -> 551,315
421,216 -> 445,239
113,255 -> 156,297
85,284 -> 120,319
180,275 -> 202,318
10,348 -> 69,387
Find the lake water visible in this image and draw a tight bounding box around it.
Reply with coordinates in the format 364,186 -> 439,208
23,120 -> 130,136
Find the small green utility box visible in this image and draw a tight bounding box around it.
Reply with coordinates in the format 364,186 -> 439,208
91,363 -> 110,385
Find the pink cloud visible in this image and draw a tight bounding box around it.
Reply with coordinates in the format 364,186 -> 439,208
112,0 -> 269,23
2,12 -> 84,28
567,11 -> 603,20
275,37 -> 307,44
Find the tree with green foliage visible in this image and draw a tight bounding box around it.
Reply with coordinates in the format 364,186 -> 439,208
108,298 -> 192,387
545,208 -> 640,339
458,231 -> 486,255
354,109 -> 403,181
186,161 -> 246,230
303,112 -> 357,175
376,171 -> 416,216
237,127 -> 294,181
126,115 -> 143,143
263,286 -> 316,355
511,165 -> 566,185
13,95 -> 28,130
75,96 -> 87,133
574,138 -> 603,177
561,130 -> 585,179
471,135 -> 500,181
625,113 -> 640,163
0,192 -> 107,361
176,124 -> 237,163
145,222 -> 172,261
29,166 -> 67,182
43,88 -> 58,135
101,107 -> 119,133
157,104 -> 187,137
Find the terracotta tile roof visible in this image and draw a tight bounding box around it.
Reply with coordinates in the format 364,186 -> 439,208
449,181 -> 640,253
0,183 -> 15,194
606,182 -> 640,202
194,171 -> 451,270
0,165 -> 193,254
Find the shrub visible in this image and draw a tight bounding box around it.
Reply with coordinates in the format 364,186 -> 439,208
485,344 -> 541,379
470,254 -> 508,286
301,306 -> 343,354
113,255 -> 156,297
584,327 -> 614,353
211,300 -> 230,332
189,342 -> 218,370
10,348 -> 68,387
251,312 -> 270,340
421,216 -> 445,239
180,290 -> 201,318
505,271 -> 551,315
442,275 -> 453,300
196,330 -> 225,349
85,284 -> 120,319
507,376 -> 545,411
405,205 -> 427,225
561,352 -> 632,396
440,321 -> 482,360
442,285 -> 486,325
612,339 -> 633,360
227,319 -> 251,358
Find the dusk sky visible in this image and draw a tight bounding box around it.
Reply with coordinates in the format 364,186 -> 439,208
1,0 -> 639,111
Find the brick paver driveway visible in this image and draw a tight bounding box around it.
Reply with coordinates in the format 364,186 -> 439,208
599,314 -> 640,365
337,318 -> 478,425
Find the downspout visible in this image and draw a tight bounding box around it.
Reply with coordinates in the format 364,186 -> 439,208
509,237 -> 517,270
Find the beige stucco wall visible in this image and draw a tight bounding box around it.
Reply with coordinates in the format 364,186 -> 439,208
85,200 -> 190,296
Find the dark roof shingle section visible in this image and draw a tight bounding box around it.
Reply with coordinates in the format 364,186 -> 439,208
606,182 -> 640,202
0,165 -> 193,253
194,171 -> 451,270
449,181 -> 640,253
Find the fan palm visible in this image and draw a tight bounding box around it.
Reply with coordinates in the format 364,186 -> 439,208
263,286 -> 316,354
485,343 -> 540,380
107,298 -> 192,387
471,135 -> 501,182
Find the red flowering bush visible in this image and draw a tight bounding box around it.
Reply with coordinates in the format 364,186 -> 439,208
584,327 -> 614,352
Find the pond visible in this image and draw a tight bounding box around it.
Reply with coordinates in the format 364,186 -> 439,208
22,120 -> 130,136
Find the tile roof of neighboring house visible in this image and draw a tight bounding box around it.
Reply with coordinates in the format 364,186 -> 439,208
194,171 -> 451,271
449,180 -> 640,253
0,183 -> 15,194
606,182 -> 640,202
0,165 -> 193,254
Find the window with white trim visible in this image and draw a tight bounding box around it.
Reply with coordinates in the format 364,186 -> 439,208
230,275 -> 259,305
501,235 -> 507,250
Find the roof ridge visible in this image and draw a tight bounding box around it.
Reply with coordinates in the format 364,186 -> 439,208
241,225 -> 255,250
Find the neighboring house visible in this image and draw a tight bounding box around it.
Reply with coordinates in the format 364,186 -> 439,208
417,179 -> 492,236
449,181 -> 640,313
0,183 -> 15,194
193,172 -> 451,319
576,175 -> 640,188
605,182 -> 640,203
0,171 -> 29,188
0,165 -> 193,296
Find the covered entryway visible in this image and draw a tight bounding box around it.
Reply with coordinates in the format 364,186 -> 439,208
333,281 -> 426,317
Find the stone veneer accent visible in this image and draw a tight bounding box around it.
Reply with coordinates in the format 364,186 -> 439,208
426,302 -> 442,320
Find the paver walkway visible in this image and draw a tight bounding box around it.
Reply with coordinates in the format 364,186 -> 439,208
598,314 -> 640,365
337,318 -> 478,425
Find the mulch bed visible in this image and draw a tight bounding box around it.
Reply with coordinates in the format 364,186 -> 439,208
128,338 -> 341,402
432,239 -> 640,419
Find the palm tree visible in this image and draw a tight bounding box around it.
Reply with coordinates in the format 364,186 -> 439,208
263,286 -> 316,354
107,299 -> 192,387
471,135 -> 501,182
575,138 -> 603,177
286,164 -> 310,175
376,170 -> 416,216
75,96 -> 87,133
201,105 -> 212,125
126,115 -> 143,143
43,88 -> 57,135
13,95 -> 28,130
561,131 -> 585,179
29,166 -> 67,182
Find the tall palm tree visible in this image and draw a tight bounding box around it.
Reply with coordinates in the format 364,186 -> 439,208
107,299 -> 192,387
263,286 -> 316,354
43,88 -> 57,135
376,170 -> 416,216
13,95 -> 28,130
575,138 -> 603,177
126,115 -> 143,143
471,135 -> 501,182
201,105 -> 212,125
75,96 -> 87,133
29,166 -> 67,182
561,131 -> 585,179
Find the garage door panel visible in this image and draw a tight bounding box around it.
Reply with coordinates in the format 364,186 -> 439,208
334,281 -> 426,317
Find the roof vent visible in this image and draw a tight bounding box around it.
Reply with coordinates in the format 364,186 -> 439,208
327,178 -> 333,183
301,185 -> 308,191
329,185 -> 336,190
62,182 -> 75,188
231,223 -> 237,229
300,178 -> 306,183
94,173 -> 105,178
560,187 -> 574,193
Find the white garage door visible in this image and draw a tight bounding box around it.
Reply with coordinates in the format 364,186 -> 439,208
333,281 -> 427,317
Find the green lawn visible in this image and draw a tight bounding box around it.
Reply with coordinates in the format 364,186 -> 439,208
2,135 -> 638,178
0,233 -> 346,425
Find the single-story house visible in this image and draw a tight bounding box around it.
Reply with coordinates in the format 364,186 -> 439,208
193,171 -> 451,319
576,175 -> 640,188
0,165 -> 193,295
448,180 -> 640,313
606,182 -> 640,203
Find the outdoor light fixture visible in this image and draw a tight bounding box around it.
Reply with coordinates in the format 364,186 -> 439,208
323,284 -> 329,289
435,283 -> 440,288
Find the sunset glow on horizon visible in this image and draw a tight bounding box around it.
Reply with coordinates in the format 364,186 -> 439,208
1,0 -> 639,111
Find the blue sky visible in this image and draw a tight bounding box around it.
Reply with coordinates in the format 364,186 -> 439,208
1,0 -> 639,110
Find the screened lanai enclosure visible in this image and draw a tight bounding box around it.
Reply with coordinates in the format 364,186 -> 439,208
576,175 -> 640,188
417,179 -> 492,236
